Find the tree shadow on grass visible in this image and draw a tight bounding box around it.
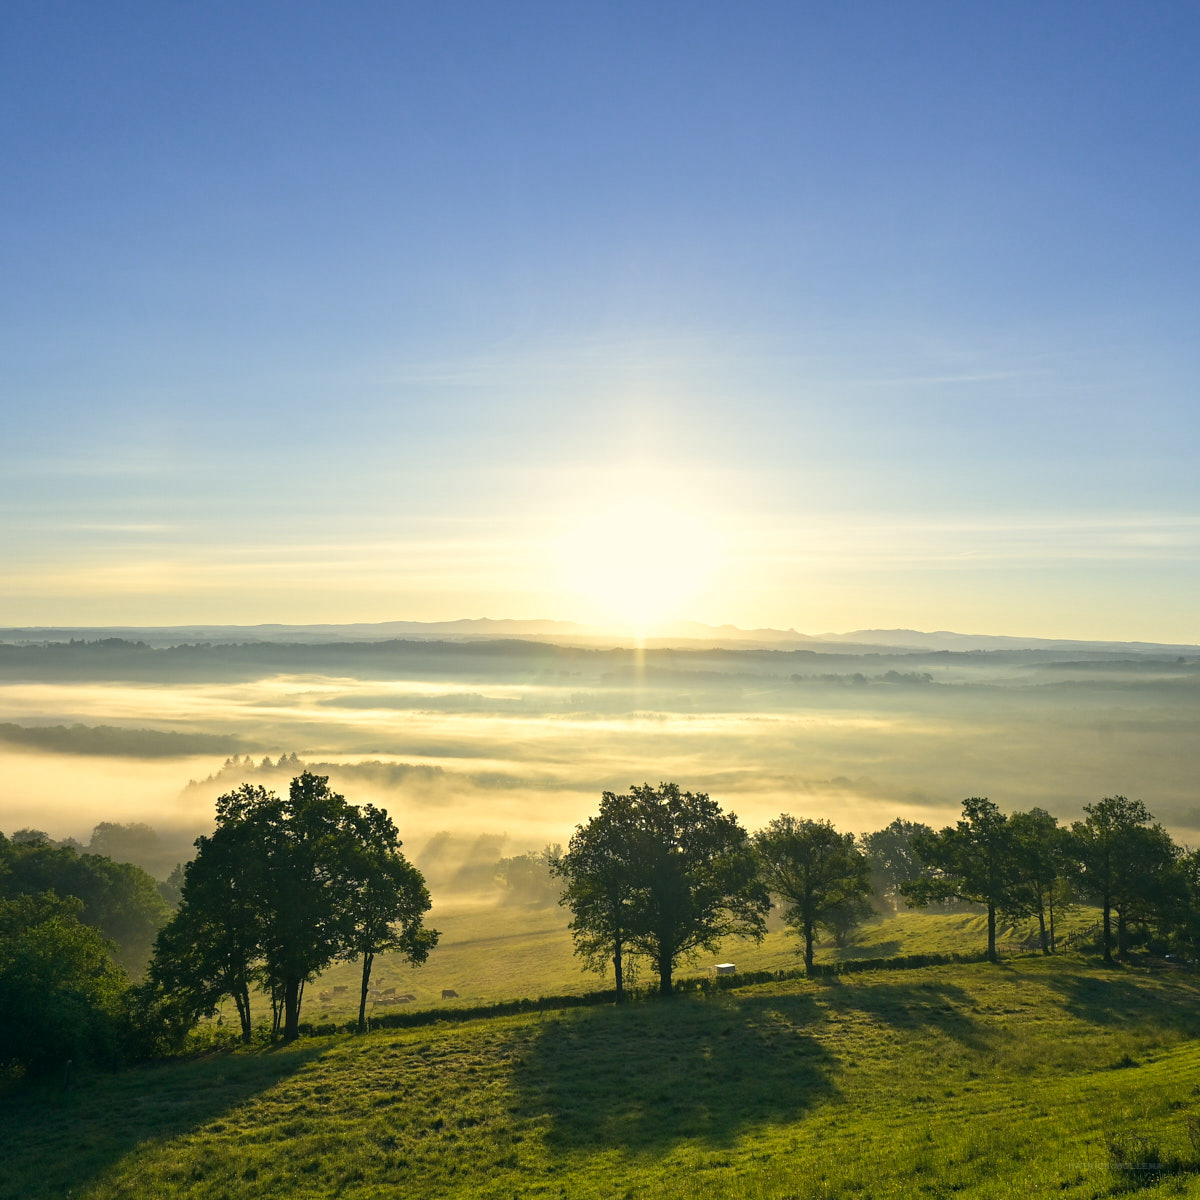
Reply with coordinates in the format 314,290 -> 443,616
1043,971 -> 1200,1037
0,1043 -> 328,1200
814,978 -> 992,1051
512,991 -> 837,1151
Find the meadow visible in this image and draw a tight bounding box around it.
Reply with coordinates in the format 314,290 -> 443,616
286,902 -> 1104,1026
5,951 -> 1200,1199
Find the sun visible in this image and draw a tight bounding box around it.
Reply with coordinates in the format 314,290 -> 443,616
558,499 -> 719,631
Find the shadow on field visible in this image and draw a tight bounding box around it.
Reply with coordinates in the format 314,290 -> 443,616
0,1045 -> 327,1200
512,991 -> 836,1150
1045,972 -> 1200,1036
816,978 -> 991,1050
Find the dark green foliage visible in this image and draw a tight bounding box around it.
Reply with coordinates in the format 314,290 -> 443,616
0,891 -> 127,1073
155,862 -> 186,909
553,790 -> 646,1001
558,783 -> 768,998
903,798 -> 1023,962
860,818 -> 934,912
147,807 -> 264,1042
1071,797 -> 1181,963
341,803 -> 439,1031
0,832 -> 170,972
148,773 -> 436,1042
1008,808 -> 1074,953
754,815 -> 873,971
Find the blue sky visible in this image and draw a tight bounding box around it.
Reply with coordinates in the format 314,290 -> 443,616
2,2 -> 1198,638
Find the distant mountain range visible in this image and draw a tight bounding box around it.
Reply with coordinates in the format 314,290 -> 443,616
0,618 -> 1196,656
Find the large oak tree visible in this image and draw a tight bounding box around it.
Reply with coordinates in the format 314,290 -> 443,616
557,783 -> 768,997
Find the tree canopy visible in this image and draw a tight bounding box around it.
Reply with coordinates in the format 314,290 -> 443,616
149,773 -> 437,1042
904,797 -> 1022,962
1071,796 -> 1179,962
0,831 -> 169,972
755,815 -> 872,972
0,891 -> 127,1073
557,783 -> 768,997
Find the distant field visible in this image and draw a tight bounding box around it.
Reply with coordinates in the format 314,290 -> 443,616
281,903 -> 1105,1027
6,956 -> 1200,1199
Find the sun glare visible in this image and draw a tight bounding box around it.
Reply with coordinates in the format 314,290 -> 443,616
558,499 -> 719,631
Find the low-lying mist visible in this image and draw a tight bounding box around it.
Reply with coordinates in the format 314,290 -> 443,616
2,637 -> 1199,871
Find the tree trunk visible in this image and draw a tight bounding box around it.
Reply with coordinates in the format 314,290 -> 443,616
658,950 -> 673,997
358,952 -> 374,1031
1048,893 -> 1057,953
235,983 -> 253,1043
1117,910 -> 1129,960
1036,899 -> 1049,955
1102,899 -> 1113,964
986,903 -> 997,962
283,976 -> 302,1042
613,937 -> 625,1004
804,920 -> 815,973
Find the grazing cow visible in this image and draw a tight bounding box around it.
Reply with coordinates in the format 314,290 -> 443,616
381,987 -> 396,996
399,993 -> 416,1001
441,989 -> 459,1000
333,985 -> 348,995
319,991 -> 332,1002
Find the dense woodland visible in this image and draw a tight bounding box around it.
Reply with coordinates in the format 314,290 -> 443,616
3,771 -> 1198,1081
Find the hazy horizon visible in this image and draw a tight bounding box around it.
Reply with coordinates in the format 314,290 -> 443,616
3,634 -> 1198,872
3,5 -> 1199,644
4,9 -> 1197,860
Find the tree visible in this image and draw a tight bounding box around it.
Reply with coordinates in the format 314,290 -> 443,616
0,891 -> 127,1073
496,844 -> 564,906
559,783 -> 768,997
553,791 -> 643,1002
1008,808 -> 1073,953
149,793 -> 267,1042
859,819 -> 933,912
248,774 -> 364,1041
903,797 -> 1022,962
1071,796 -> 1179,963
341,803 -> 438,1031
1168,848 -> 1200,961
147,773 -> 437,1042
0,831 -> 170,972
754,816 -> 872,972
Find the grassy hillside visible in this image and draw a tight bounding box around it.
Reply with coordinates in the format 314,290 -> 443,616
5,956 -> 1200,1199
290,902 -> 1103,1026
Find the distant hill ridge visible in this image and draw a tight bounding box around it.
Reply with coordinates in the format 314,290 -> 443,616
0,618 -> 1196,656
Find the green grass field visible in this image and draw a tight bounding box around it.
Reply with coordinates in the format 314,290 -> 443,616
286,900 -> 1103,1026
6,949 -> 1200,1199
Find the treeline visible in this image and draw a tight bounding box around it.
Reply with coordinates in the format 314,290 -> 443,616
0,832 -> 172,1073
4,774 -> 1199,1078
0,722 -> 238,758
552,786 -> 1200,997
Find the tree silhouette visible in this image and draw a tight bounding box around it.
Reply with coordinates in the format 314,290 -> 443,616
904,797 -> 1022,962
553,791 -> 643,1001
1071,796 -> 1179,961
559,783 -> 767,997
755,815 -> 872,972
149,773 -> 435,1042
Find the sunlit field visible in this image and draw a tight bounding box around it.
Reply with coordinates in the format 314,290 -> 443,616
8,956 -> 1200,1200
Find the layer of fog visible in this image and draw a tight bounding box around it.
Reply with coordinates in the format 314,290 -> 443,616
3,640 -> 1199,871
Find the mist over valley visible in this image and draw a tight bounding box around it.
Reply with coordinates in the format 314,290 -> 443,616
4,627 -> 1198,872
